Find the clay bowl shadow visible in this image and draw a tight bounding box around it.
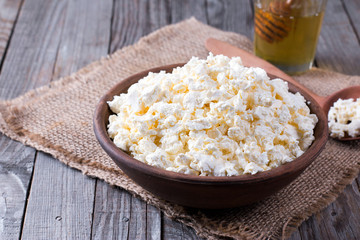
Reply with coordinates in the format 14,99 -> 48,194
93,63 -> 328,209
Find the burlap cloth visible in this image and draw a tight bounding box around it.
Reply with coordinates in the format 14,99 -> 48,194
0,18 -> 359,239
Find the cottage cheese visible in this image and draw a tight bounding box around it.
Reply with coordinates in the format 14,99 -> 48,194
107,54 -> 318,176
328,98 -> 360,138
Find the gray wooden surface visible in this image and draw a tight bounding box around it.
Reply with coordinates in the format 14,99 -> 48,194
0,0 -> 359,239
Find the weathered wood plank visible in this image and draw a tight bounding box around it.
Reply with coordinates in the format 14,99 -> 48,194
92,181 -> 132,240
146,204 -> 162,240
167,0 -> 207,24
92,181 -> 162,240
20,153 -> 95,239
51,0 -> 112,79
0,138 -> 35,240
341,0 -> 360,40
110,0 -> 157,53
288,229 -> 302,240
0,0 -> 67,239
206,0 -> 254,39
110,0 -> 207,53
19,0 -> 112,239
0,0 -> 23,65
127,196 -> 147,240
162,214 -> 203,240
0,0 -> 64,98
315,0 -> 360,74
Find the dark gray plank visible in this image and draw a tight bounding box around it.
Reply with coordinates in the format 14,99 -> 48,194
110,0 -> 207,53
206,0 -> 254,39
0,0 -> 65,239
51,0 -> 113,79
288,229 -> 302,240
19,0 -> 112,239
0,0 -> 64,98
0,138 -> 35,240
20,153 -> 95,239
92,181 -> 132,240
147,204 -> 162,240
315,0 -> 360,74
92,181 -> 161,240
127,195 -> 147,240
342,0 -> 360,40
0,0 -> 23,65
162,214 -> 202,240
168,0 -> 207,24
110,0 -> 159,53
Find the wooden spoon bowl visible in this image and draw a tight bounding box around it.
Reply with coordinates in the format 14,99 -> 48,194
320,86 -> 360,140
93,63 -> 328,209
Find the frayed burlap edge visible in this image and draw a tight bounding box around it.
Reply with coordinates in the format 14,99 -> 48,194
0,18 -> 359,240
280,165 -> 359,240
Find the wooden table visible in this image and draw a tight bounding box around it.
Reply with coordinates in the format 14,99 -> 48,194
0,0 -> 359,239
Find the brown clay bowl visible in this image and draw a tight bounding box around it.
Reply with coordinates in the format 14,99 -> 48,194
93,63 -> 328,209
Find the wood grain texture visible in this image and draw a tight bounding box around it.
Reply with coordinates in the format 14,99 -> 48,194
0,0 -> 65,238
0,0 -> 64,99
162,213 -> 202,240
92,181 -> 161,240
146,204 -> 162,240
21,153 -> 95,239
51,0 -> 112,79
287,229 -> 302,240
167,0 -> 207,24
342,0 -> 360,40
206,0 -> 254,39
110,0 -> 158,54
315,0 -> 360,75
110,0 -> 207,53
0,0 -> 23,66
19,0 -> 112,239
0,138 -> 35,240
92,181 -> 131,240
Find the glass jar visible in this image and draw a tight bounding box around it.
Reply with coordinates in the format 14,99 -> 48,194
254,0 -> 327,74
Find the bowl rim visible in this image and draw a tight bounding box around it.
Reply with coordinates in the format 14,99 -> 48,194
93,63 -> 328,185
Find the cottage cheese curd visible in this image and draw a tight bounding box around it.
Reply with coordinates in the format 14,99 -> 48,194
107,54 -> 318,176
328,98 -> 360,138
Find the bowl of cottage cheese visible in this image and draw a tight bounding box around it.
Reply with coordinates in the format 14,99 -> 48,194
93,54 -> 328,208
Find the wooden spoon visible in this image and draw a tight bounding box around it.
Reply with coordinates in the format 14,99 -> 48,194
205,38 -> 360,141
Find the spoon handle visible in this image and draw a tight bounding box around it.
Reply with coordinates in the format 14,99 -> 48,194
205,38 -> 324,103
